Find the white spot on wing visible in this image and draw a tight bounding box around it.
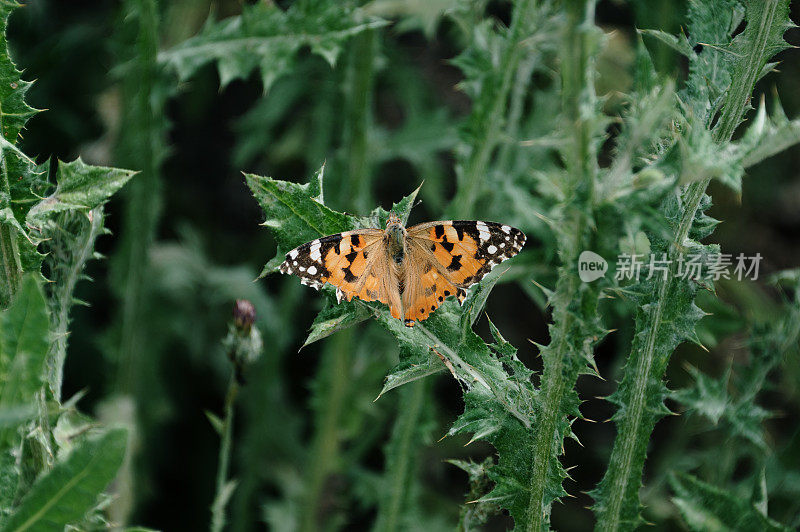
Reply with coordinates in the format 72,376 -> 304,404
487,244 -> 497,254
288,249 -> 299,260
307,265 -> 317,275
501,225 -> 511,234
476,221 -> 490,241
309,241 -> 322,261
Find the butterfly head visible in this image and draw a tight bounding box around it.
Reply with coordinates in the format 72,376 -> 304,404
385,212 -> 406,264
386,212 -> 402,228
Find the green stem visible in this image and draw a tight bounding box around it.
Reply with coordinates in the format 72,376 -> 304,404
0,146 -> 22,308
211,374 -> 239,532
497,54 -> 538,175
300,329 -> 352,532
46,208 -> 105,400
0,223 -> 21,308
344,29 -> 375,214
449,0 -> 536,218
374,380 -> 427,532
594,1 -> 786,528
526,2 -> 598,529
114,0 -> 163,394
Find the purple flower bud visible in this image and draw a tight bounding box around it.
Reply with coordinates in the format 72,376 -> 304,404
233,299 -> 256,331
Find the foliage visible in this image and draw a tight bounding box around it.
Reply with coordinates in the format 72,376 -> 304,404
4,0 -> 800,530
0,1 -> 136,530
159,1 -> 387,91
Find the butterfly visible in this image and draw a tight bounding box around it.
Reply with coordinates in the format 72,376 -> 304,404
279,213 -> 526,327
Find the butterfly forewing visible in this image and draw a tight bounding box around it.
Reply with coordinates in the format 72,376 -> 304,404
406,220 -> 526,287
279,229 -> 386,301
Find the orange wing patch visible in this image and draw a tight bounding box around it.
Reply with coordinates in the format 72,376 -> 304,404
279,229 -> 384,302
401,247 -> 465,326
407,221 -> 526,291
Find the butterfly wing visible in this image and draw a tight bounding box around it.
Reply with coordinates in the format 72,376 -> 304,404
400,243 -> 465,326
279,229 -> 391,305
401,220 -> 526,325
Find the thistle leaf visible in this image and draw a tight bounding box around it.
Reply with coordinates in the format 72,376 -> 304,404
26,159 -> 136,226
0,428 -> 128,532
159,2 -> 387,91
670,472 -> 791,532
0,275 -> 49,444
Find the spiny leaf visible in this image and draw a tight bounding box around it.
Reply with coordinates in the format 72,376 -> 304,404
0,275 -> 49,515
738,96 -> 800,168
365,0 -> 459,38
0,2 -> 39,143
159,1 -> 387,91
245,166 -> 418,277
245,165 -> 352,276
447,0 -> 553,217
303,301 -> 371,348
0,428 -> 128,532
669,472 -> 791,532
26,159 -> 136,225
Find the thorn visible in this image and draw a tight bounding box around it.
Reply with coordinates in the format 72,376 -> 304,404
437,433 -> 449,443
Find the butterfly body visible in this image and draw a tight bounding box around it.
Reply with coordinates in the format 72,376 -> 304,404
279,215 -> 525,327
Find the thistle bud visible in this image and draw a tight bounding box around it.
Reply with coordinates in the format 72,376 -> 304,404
233,299 -> 256,332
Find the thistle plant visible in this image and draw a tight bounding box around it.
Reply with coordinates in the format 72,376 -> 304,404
0,1 -> 139,528
244,1 -> 800,530
3,0 -> 800,530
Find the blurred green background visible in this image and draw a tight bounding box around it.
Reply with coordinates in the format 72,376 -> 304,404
8,0 -> 800,530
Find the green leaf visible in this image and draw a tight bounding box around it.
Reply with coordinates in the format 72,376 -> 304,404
245,165 -> 353,276
246,166 -> 420,277
0,2 -> 39,144
738,96 -> 800,168
670,472 -> 791,532
303,300 -> 371,348
0,428 -> 128,532
365,0 -> 458,38
159,2 -> 387,91
0,275 -> 49,440
26,159 -> 136,226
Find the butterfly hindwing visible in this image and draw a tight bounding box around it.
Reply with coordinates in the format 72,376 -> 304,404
400,246 -> 465,326
279,229 -> 386,302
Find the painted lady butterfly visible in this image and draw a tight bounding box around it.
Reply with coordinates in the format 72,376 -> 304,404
280,213 -> 526,326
